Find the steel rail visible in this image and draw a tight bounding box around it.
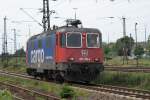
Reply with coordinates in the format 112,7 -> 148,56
72,83 -> 150,99
0,81 -> 60,100
13,96 -> 24,100
0,70 -> 33,79
105,66 -> 150,73
0,69 -> 150,99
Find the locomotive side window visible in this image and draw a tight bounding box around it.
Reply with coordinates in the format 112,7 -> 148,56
31,40 -> 34,49
66,32 -> 82,48
38,39 -> 42,48
87,33 -> 100,48
60,33 -> 66,47
46,37 -> 50,48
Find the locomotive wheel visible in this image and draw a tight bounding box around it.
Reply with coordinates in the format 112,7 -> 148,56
39,73 -> 44,80
45,71 -> 53,81
54,73 -> 64,83
32,71 -> 37,79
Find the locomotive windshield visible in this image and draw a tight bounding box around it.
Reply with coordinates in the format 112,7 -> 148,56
87,33 -> 100,48
67,32 -> 82,48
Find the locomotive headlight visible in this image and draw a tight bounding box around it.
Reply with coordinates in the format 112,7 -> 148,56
94,58 -> 99,62
68,57 -> 75,61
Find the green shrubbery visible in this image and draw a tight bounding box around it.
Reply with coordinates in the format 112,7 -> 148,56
60,84 -> 76,99
0,89 -> 13,100
93,71 -> 150,90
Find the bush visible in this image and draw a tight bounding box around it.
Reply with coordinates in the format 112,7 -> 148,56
93,71 -> 150,90
60,84 -> 75,98
0,89 -> 13,100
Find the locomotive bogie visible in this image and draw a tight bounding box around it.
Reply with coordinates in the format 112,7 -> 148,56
62,63 -> 104,82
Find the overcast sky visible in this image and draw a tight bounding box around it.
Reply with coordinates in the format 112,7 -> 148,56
0,0 -> 150,53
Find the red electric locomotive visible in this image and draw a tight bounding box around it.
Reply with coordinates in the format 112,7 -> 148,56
26,19 -> 104,83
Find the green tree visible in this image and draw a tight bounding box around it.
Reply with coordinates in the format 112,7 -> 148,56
14,48 -> 26,57
103,42 -> 117,57
134,45 -> 144,57
103,42 -> 111,55
104,46 -> 111,55
116,36 -> 134,56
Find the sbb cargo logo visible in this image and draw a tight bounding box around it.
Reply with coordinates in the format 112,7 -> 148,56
31,49 -> 44,63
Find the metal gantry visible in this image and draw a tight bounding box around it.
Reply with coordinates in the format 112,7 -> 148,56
13,29 -> 18,66
122,17 -> 128,64
2,16 -> 8,66
135,22 -> 138,67
122,17 -> 126,37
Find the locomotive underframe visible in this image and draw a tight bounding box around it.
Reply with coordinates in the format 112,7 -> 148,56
61,63 -> 104,82
27,63 -> 104,82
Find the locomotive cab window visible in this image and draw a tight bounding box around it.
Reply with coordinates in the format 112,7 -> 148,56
66,32 -> 82,48
87,33 -> 100,48
60,33 -> 66,47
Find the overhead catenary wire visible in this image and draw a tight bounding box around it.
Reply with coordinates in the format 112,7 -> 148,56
20,8 -> 43,27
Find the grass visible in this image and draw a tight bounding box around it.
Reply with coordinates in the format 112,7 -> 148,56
0,57 -> 91,99
0,75 -> 90,99
0,66 -> 26,73
105,56 -> 150,67
0,89 -> 13,100
60,84 -> 75,98
1,56 -> 150,97
0,57 -> 26,73
93,71 -> 150,91
0,57 -> 26,67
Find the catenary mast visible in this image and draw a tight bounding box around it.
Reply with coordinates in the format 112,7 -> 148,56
42,0 -> 50,32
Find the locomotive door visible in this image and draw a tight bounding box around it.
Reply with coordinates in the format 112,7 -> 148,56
55,32 -> 60,62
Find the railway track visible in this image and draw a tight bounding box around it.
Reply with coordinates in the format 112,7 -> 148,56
0,70 -> 60,100
105,66 -> 150,73
0,81 -> 60,100
0,70 -> 150,99
0,70 -> 33,80
72,83 -> 150,99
